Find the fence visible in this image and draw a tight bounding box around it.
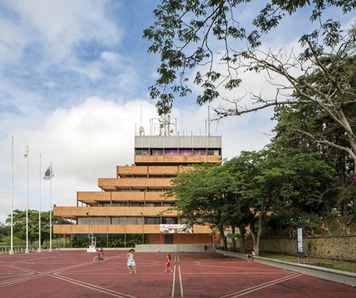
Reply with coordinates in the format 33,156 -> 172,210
0,246 -> 57,254
236,235 -> 356,262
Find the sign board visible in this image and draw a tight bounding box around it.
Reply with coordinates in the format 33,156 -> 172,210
296,227 -> 303,256
160,224 -> 193,233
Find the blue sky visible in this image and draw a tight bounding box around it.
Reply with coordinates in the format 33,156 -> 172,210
0,0 -> 354,224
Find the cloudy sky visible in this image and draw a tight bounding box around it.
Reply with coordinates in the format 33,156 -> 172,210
0,0 -> 354,224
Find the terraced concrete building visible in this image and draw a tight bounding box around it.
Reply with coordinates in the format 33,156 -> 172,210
53,133 -> 222,247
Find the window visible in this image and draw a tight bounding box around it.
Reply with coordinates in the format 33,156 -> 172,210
208,149 -> 220,155
112,202 -> 127,206
78,217 -> 108,225
179,148 -> 192,155
145,217 -> 160,224
194,149 -> 206,155
163,202 -> 176,206
126,217 -> 143,224
129,202 -> 144,207
146,202 -> 162,207
78,217 -> 89,225
111,217 -> 125,224
152,149 -> 163,155
162,217 -> 177,224
165,149 -> 178,155
135,149 -> 149,155
150,175 -> 164,178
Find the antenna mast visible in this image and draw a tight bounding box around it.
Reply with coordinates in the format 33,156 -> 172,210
139,104 -> 145,136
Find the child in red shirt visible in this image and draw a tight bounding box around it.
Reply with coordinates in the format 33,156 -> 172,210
165,254 -> 173,273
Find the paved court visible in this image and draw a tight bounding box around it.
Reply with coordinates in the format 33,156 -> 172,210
0,250 -> 355,297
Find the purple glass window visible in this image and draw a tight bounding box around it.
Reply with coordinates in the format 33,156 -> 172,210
165,149 -> 178,155
194,149 -> 206,155
152,149 -> 163,155
179,149 -> 192,155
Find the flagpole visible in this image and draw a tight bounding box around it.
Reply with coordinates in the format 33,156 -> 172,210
38,154 -> 42,253
49,174 -> 52,252
25,146 -> 29,254
9,136 -> 14,255
43,163 -> 54,252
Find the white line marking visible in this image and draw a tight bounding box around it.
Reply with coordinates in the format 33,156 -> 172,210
230,273 -> 302,297
219,272 -> 302,298
0,259 -> 101,287
178,258 -> 183,297
171,254 -> 176,297
52,273 -> 137,298
7,264 -> 38,274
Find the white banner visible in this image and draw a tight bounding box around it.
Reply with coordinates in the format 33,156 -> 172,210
160,224 -> 193,233
297,227 -> 303,253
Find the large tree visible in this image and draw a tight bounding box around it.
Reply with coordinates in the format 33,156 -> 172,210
168,164 -> 246,250
226,149 -> 334,254
144,0 -> 356,169
168,148 -> 334,254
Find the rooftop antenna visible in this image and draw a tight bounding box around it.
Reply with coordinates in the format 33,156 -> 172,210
139,104 -> 145,136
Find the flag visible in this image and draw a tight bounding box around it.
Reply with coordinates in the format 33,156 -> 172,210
43,163 -> 54,180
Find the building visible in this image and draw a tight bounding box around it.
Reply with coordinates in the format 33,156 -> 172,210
53,130 -> 222,247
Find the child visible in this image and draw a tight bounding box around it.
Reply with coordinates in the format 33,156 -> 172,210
165,254 -> 173,273
99,247 -> 104,261
127,249 -> 137,274
246,249 -> 256,262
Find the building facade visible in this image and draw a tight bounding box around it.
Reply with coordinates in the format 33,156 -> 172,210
53,134 -> 222,247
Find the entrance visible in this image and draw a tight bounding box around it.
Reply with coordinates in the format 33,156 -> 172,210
165,234 -> 173,244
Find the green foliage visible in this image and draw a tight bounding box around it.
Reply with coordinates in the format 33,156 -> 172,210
3,209 -> 71,245
169,147 -> 334,253
145,1 -> 356,182
71,235 -> 88,248
271,53 -> 356,214
144,0 -> 355,114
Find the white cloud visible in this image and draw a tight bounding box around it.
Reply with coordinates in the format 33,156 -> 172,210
0,98 -> 158,222
0,0 -> 124,89
7,0 -> 122,60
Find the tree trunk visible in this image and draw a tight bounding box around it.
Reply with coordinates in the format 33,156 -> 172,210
255,201 -> 268,256
219,225 -> 227,250
249,221 -> 258,255
239,224 -> 246,254
256,211 -> 264,256
231,225 -> 236,251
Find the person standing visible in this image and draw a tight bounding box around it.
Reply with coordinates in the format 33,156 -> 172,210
127,249 -> 137,274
